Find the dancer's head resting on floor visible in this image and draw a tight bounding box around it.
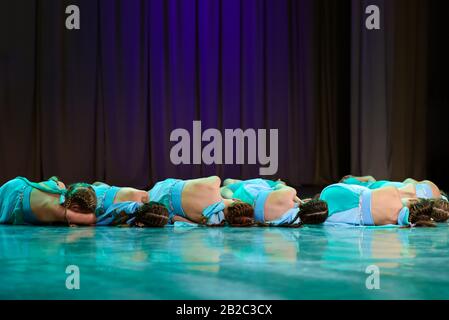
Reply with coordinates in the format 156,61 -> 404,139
430,198 -> 449,223
63,183 -> 97,213
224,201 -> 255,227
265,198 -> 329,228
134,202 -> 169,227
297,199 -> 329,225
407,198 -> 436,227
260,199 -> 328,228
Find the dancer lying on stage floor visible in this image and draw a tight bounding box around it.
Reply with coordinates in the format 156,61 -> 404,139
148,176 -> 254,226
319,183 -> 449,227
339,175 -> 445,200
0,176 -> 96,226
339,175 -> 449,222
220,178 -> 328,226
92,182 -> 169,227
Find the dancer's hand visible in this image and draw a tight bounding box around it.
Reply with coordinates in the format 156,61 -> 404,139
172,215 -> 194,223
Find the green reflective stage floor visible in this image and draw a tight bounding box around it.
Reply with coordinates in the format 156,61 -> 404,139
1,224 -> 448,299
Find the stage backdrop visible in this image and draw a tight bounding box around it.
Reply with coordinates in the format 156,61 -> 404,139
0,0 -> 446,189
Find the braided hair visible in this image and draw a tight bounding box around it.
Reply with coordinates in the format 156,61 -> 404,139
272,199 -> 328,228
255,200 -> 328,228
134,202 -> 169,227
224,201 -> 255,227
430,198 -> 449,223
297,199 -> 328,225
408,199 -> 436,227
63,183 -> 97,213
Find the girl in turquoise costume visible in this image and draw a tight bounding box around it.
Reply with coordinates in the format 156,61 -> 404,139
221,178 -> 328,226
149,176 -> 254,226
341,175 -> 449,221
0,176 -> 97,226
320,183 -> 448,227
92,182 -> 168,227
340,175 -> 444,199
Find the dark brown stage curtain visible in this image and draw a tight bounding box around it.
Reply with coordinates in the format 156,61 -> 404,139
427,0 -> 449,189
314,0 -> 351,185
0,1 -> 41,181
351,0 -> 428,181
277,0 -> 351,186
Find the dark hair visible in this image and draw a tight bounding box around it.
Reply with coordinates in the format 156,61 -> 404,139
224,201 -> 255,227
409,199 -> 436,227
298,199 -> 328,225
430,198 -> 449,223
259,199 -> 329,228
64,183 -> 97,213
135,202 -> 169,227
